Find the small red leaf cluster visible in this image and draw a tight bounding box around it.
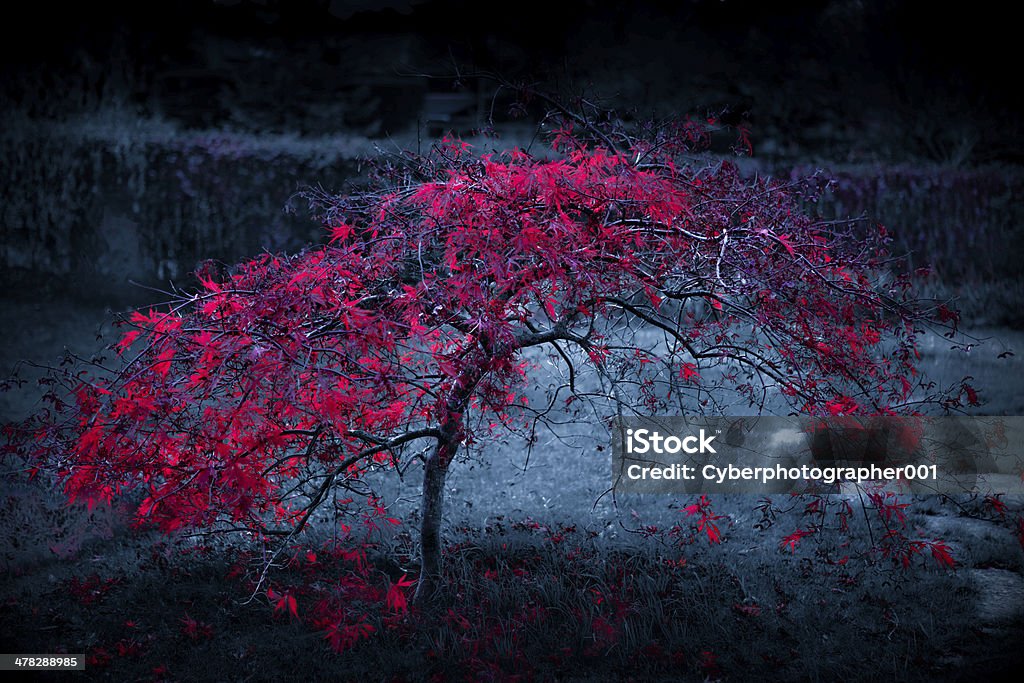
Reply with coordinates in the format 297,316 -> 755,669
680,495 -> 728,544
771,484 -> 959,570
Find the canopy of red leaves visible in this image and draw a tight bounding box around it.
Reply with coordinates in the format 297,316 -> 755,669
3,122 -> 934,536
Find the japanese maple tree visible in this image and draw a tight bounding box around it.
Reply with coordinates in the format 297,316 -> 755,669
2,101 -> 952,603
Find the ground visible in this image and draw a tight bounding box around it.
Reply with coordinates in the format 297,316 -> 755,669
1,296 -> 1022,680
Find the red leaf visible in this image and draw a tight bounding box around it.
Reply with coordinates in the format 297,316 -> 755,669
936,304 -> 960,324
985,495 -> 1007,517
329,222 -> 354,243
268,588 -> 298,619
779,529 -> 814,552
153,348 -> 175,378
115,330 -> 141,355
929,541 -> 956,569
680,362 -> 700,384
776,233 -> 795,256
179,614 -> 213,641
899,376 -> 913,400
543,296 -> 558,321
385,574 -> 415,614
324,619 -> 375,653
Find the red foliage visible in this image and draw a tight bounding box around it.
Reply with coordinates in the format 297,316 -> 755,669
683,495 -> 728,544
985,494 -> 1008,517
779,528 -> 816,553
880,533 -> 957,569
1,105 -> 960,594
267,587 -> 299,620
323,618 -> 376,654
867,489 -> 910,527
65,574 -> 121,605
384,574 -> 416,614
929,541 -> 956,569
85,648 -> 111,668
179,614 -> 214,642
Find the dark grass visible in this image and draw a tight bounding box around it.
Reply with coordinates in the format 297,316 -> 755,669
2,491 -> 1022,682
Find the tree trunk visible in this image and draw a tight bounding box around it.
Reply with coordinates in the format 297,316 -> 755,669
413,436 -> 456,605
412,344 -> 498,604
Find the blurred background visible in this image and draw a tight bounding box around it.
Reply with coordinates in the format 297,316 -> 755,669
1,0 -> 1021,310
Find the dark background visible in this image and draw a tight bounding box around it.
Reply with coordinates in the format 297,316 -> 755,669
1,0 -> 1021,310
2,3 -> 1024,680
3,0 -> 1020,145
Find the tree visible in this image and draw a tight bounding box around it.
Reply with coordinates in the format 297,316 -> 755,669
2,99 -> 952,604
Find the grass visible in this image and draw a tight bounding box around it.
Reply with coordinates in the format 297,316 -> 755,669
1,491 -> 1020,682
